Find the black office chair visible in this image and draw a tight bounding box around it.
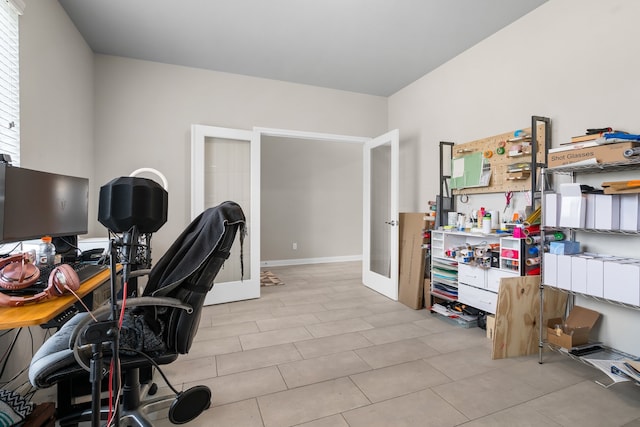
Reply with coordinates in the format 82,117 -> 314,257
28,201 -> 246,427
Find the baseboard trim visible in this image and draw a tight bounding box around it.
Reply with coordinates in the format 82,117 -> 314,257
261,255 -> 362,267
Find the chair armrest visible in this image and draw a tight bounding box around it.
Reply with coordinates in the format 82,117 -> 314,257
128,269 -> 152,279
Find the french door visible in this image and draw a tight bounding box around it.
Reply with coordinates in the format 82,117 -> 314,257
191,125 -> 260,305
192,124 -> 399,304
362,129 -> 400,300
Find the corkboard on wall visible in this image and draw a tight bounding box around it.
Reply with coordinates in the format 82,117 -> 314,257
451,124 -> 546,195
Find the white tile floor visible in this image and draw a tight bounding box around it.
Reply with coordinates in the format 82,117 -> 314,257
150,261 -> 640,427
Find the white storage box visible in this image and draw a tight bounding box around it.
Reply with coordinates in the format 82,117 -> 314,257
594,194 -> 620,230
571,255 -> 590,294
543,193 -> 560,227
586,255 -> 625,298
619,194 -> 640,232
603,259 -> 640,305
556,254 -> 573,291
585,194 -> 597,229
559,183 -> 586,228
543,253 -> 557,287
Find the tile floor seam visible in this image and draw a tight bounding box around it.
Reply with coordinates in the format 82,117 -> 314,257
252,397 -> 268,427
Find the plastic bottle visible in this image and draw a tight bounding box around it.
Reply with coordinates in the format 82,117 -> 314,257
477,207 -> 485,228
37,236 -> 56,267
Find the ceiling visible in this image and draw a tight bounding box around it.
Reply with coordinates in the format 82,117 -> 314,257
58,0 -> 547,97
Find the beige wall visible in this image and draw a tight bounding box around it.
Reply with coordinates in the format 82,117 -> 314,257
388,0 -> 640,355
93,55 -> 387,257
390,0 -> 640,214
3,0 -> 94,401
20,0 -> 94,198
261,136 -> 362,262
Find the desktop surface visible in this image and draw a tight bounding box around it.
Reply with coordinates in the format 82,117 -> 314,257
0,265 -> 115,329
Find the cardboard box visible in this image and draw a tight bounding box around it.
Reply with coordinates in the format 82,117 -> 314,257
398,213 -> 429,309
546,306 -> 601,349
594,194 -> 620,230
548,142 -> 639,168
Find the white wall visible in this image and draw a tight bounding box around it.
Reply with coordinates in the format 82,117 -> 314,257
93,55 -> 387,258
20,0 -> 95,206
2,0 -> 94,401
389,0 -> 640,355
261,136 -> 363,263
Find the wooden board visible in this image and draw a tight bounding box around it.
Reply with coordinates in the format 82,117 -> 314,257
398,213 -> 430,309
491,275 -> 567,360
452,123 -> 546,195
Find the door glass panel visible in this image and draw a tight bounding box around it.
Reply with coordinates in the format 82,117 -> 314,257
369,142 -> 391,278
204,137 -> 251,282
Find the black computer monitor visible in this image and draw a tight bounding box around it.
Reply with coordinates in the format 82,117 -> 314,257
0,163 -> 89,244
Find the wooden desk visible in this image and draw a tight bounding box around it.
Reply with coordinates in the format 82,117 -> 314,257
0,267 -> 115,330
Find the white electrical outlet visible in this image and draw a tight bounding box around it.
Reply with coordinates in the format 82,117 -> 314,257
292,242 -> 298,250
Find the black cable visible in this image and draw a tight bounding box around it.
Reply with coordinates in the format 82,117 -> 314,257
0,242 -> 23,257
55,236 -> 83,259
0,328 -> 22,380
28,326 -> 34,356
119,346 -> 180,395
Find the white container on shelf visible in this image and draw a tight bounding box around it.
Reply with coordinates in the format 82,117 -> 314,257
594,194 -> 620,230
543,253 -> 557,287
603,258 -> 640,306
556,254 -> 573,291
559,183 -> 586,228
543,193 -> 560,227
619,194 -> 640,232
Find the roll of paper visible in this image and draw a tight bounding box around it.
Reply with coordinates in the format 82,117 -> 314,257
624,147 -> 640,158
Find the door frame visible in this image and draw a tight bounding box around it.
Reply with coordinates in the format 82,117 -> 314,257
192,124 -> 399,304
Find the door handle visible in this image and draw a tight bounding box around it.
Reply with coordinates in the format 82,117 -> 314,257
385,220 -> 398,226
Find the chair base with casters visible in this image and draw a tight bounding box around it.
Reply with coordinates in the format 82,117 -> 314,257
28,201 -> 246,426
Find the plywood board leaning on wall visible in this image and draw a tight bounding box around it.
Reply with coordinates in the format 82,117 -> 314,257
398,213 -> 430,309
491,275 -> 567,359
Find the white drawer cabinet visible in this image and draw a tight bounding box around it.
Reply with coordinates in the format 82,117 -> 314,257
457,263 -> 518,314
458,264 -> 485,288
487,268 -> 518,292
458,283 -> 498,314
430,230 -> 527,313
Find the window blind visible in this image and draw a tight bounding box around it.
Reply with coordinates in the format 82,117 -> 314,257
0,0 -> 21,166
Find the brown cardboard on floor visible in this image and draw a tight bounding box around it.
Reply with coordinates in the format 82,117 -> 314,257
547,305 -> 601,349
398,213 -> 431,309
